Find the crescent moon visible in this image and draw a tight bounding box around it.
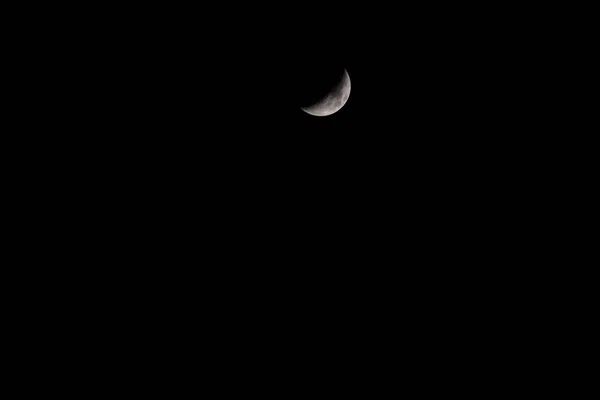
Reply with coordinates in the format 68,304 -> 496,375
301,69 -> 351,117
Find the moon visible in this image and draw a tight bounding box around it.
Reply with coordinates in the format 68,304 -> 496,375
301,69 -> 351,117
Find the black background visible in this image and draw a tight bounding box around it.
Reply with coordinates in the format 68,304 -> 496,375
111,4 -> 542,162
61,3 -> 560,261
12,4 -> 580,366
7,5 -> 587,381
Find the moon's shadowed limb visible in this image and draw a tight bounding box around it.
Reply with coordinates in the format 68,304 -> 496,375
301,69 -> 351,117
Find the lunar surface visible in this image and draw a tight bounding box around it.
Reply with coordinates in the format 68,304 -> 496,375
301,69 -> 351,117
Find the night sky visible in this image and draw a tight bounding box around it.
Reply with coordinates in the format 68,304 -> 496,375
38,5 -> 574,363
101,4 -> 546,255
41,6 -> 570,346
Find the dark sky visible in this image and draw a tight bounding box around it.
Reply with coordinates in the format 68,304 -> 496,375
100,4 -> 549,247
36,5 -> 572,348
122,4 -> 533,144
43,4 -> 574,343
190,5 -> 527,157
